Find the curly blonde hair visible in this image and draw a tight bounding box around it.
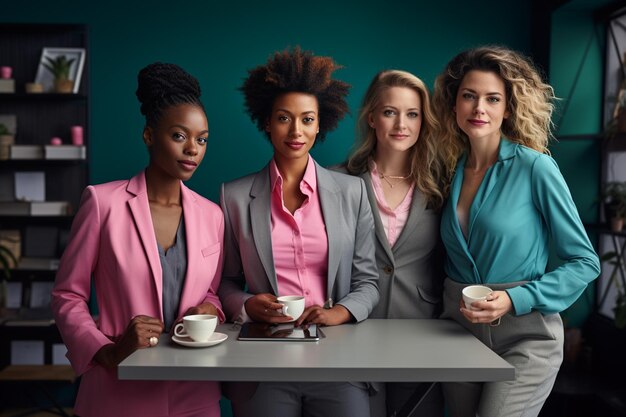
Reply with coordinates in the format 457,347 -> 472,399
347,70 -> 444,209
432,46 -> 556,194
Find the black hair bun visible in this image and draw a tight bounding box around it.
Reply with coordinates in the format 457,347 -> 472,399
136,62 -> 201,117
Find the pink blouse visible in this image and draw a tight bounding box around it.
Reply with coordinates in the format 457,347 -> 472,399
269,156 -> 328,307
370,162 -> 414,247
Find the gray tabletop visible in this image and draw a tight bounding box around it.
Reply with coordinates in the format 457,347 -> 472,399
118,319 -> 514,382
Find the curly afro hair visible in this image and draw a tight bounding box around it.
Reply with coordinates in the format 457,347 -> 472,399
136,62 -> 204,127
240,47 -> 350,142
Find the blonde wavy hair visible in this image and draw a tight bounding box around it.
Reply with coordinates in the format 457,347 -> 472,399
432,46 -> 556,195
347,70 -> 444,209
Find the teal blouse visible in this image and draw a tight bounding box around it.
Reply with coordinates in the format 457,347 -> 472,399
441,138 -> 600,315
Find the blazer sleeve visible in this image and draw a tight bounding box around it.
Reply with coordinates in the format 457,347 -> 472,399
217,182 -> 252,321
506,154 -> 600,315
51,186 -> 113,376
335,178 -> 380,322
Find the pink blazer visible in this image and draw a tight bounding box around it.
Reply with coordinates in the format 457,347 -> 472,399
51,172 -> 224,417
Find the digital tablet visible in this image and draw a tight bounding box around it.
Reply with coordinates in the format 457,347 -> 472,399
237,322 -> 324,342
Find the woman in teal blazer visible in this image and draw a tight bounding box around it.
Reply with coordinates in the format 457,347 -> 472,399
432,46 -> 600,417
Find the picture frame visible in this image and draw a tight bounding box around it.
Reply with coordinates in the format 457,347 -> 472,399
34,47 -> 86,94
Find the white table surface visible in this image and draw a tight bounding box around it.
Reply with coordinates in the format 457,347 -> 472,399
118,319 -> 514,382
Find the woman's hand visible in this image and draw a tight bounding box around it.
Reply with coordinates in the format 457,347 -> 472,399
169,302 -> 221,336
94,315 -> 164,368
181,302 -> 219,317
460,290 -> 512,325
296,304 -> 351,327
244,293 -> 294,323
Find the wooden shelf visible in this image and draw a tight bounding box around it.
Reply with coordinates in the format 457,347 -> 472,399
585,223 -> 626,237
603,135 -> 626,152
0,365 -> 74,383
0,160 -> 86,169
555,133 -> 604,141
0,93 -> 87,102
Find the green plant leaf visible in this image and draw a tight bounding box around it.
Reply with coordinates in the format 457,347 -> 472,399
0,244 -> 17,280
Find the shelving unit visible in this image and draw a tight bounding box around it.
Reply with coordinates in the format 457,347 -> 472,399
0,23 -> 89,369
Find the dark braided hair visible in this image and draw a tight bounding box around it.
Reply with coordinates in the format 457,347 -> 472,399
136,62 -> 204,127
241,47 -> 350,142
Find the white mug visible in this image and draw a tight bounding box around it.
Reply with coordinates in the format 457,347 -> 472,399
462,285 -> 493,311
277,295 -> 305,321
174,314 -> 217,342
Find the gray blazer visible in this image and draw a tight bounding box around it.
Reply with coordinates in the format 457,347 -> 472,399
353,170 -> 443,319
218,161 -> 379,322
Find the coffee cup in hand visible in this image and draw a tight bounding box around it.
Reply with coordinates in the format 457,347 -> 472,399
462,285 -> 493,311
276,295 -> 305,321
174,314 -> 217,342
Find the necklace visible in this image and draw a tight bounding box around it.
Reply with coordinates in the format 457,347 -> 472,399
379,170 -> 412,188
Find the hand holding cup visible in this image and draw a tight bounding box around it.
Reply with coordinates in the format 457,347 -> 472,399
462,285 -> 493,311
277,295 -> 305,321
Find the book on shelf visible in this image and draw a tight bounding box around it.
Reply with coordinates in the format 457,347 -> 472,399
16,257 -> 60,270
0,201 -> 70,216
9,145 -> 44,160
1,308 -> 55,327
30,201 -> 70,216
14,171 -> 45,201
44,145 -> 86,160
0,79 -> 15,93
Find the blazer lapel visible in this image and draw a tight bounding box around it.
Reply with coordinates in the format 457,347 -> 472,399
361,172 -> 394,262
126,172 -> 163,317
249,166 -> 279,294
178,183 -> 200,312
392,186 -> 426,251
317,163 -> 342,298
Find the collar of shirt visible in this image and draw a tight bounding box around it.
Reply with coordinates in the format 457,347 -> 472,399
269,154 -> 317,199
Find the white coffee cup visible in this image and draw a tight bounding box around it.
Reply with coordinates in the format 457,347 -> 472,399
462,285 -> 493,311
277,295 -> 305,321
174,314 -> 217,342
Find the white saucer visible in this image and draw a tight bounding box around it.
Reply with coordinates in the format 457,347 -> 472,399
172,332 -> 228,348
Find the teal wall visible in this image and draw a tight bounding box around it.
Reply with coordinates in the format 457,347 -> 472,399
3,0 -> 532,202
2,0 -> 607,334
549,7 -> 606,327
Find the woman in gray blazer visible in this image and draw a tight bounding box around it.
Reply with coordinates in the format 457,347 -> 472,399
218,47 -> 379,417
345,70 -> 445,417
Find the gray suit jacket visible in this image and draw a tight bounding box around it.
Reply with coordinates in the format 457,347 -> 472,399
353,170 -> 443,319
218,160 -> 379,323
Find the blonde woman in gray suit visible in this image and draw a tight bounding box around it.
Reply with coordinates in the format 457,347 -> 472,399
345,70 -> 445,417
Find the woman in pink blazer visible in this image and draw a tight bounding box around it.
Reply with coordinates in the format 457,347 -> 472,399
51,63 -> 224,417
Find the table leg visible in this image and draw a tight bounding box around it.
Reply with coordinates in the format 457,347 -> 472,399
390,381 -> 437,417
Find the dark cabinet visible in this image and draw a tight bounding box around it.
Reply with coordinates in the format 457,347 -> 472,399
0,23 -> 89,368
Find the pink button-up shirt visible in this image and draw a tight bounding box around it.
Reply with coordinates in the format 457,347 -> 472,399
269,156 -> 328,308
370,162 -> 414,247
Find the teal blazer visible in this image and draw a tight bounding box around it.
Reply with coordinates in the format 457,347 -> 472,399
441,138 -> 600,315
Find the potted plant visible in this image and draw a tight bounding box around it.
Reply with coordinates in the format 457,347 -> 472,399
42,54 -> 75,93
601,181 -> 626,232
0,122 -> 12,139
0,122 -> 14,160
0,243 -> 18,311
606,78 -> 626,136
